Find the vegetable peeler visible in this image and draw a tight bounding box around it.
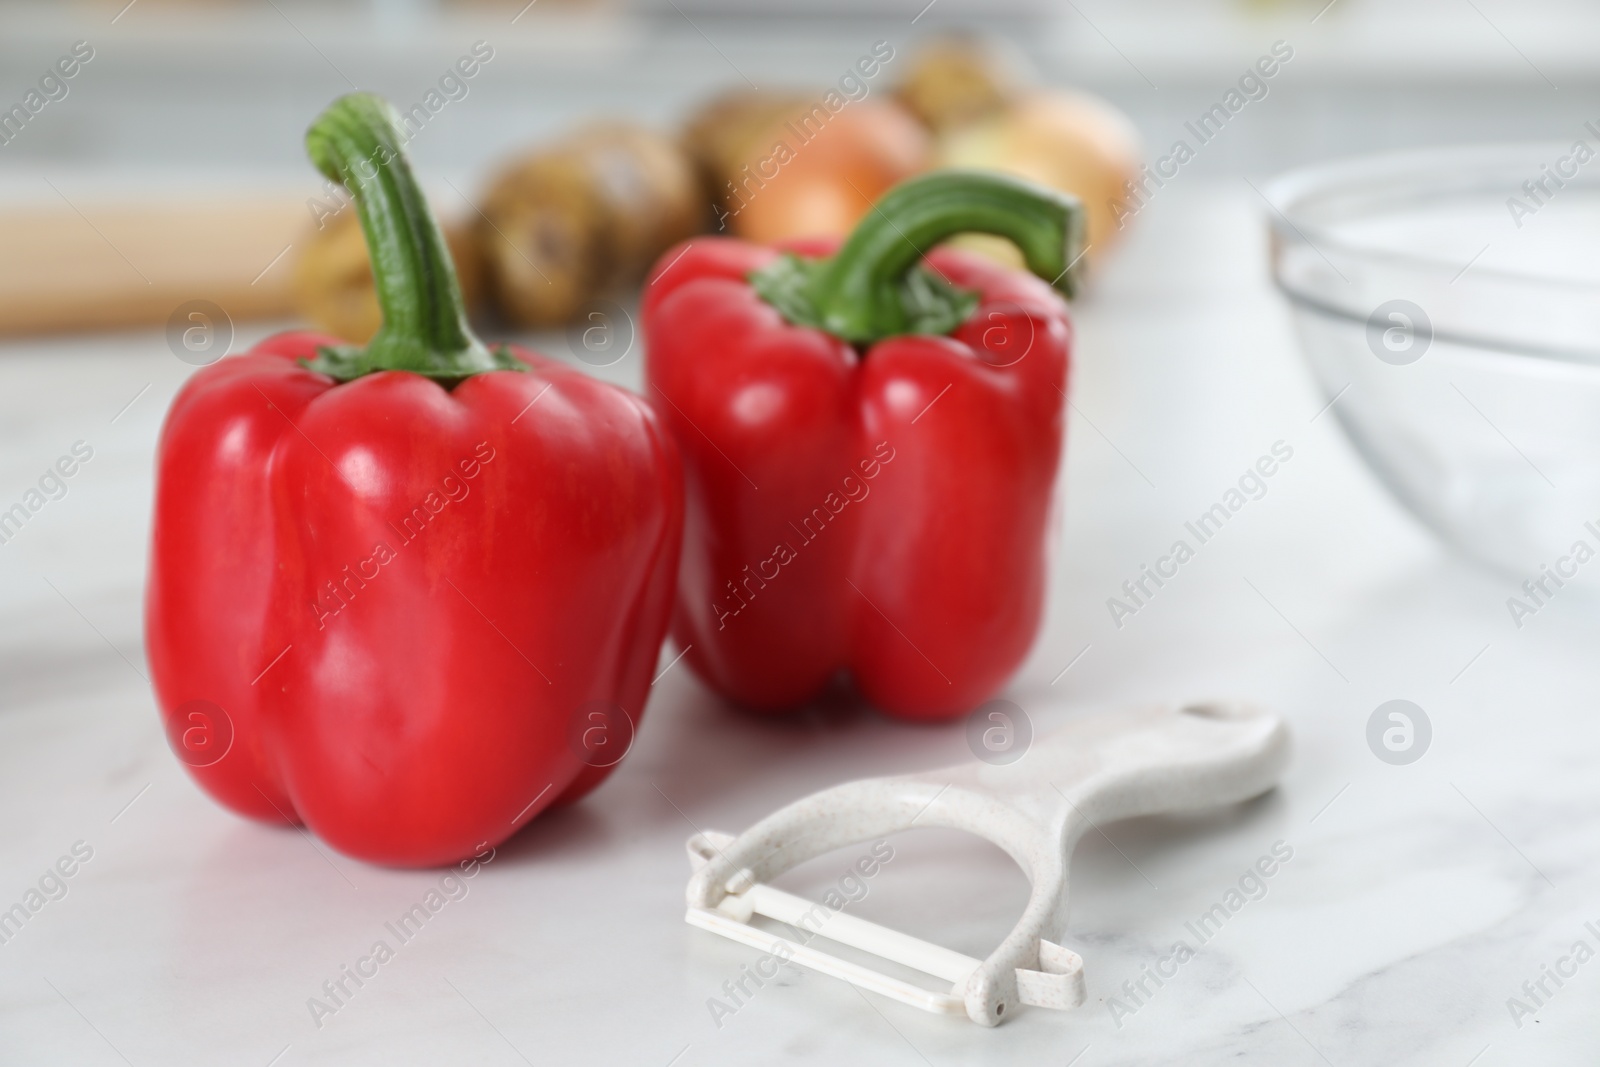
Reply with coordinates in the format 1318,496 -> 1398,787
684,701 -> 1290,1026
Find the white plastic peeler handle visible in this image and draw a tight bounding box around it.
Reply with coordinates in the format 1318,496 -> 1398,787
685,702 -> 1290,1026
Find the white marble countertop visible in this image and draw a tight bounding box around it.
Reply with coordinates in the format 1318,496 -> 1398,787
1,182 -> 1596,1066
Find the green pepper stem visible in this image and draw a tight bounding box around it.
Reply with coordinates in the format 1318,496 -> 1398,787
304,93 -> 509,380
805,170 -> 1084,343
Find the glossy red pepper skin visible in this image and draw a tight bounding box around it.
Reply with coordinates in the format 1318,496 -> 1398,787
643,237 -> 1069,720
146,333 -> 682,867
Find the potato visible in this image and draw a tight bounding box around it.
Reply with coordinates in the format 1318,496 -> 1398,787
294,207 -> 483,345
895,33 -> 1027,131
478,122 -> 702,328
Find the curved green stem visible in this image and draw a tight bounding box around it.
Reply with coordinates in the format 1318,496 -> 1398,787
302,93 -> 517,381
752,170 -> 1084,345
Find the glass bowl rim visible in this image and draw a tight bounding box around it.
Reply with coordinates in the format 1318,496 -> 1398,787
1263,140 -> 1600,296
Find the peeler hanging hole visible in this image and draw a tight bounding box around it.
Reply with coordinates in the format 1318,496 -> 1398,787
1179,701 -> 1247,720
995,1003 -> 1004,1015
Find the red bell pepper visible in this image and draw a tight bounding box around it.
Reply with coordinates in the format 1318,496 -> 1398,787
642,171 -> 1081,720
146,94 -> 682,867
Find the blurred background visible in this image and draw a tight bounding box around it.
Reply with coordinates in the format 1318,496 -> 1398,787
1,0 -> 1594,340
3,0 -> 1595,352
2,0 -> 1594,174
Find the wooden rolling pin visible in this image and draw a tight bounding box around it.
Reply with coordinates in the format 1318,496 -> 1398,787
0,196 -> 307,337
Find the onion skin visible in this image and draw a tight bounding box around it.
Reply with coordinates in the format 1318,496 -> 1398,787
698,95 -> 932,245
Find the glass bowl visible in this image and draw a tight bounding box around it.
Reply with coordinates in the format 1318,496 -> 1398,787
1266,143 -> 1600,588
